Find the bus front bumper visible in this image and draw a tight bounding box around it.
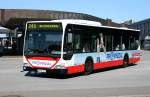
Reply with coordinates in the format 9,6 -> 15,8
23,66 -> 67,75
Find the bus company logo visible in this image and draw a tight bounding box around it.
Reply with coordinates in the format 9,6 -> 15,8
107,52 -> 123,60
31,61 -> 50,66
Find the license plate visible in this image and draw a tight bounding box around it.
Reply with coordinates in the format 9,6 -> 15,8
38,69 -> 46,72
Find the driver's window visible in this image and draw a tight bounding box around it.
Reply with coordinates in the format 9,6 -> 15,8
63,25 -> 73,54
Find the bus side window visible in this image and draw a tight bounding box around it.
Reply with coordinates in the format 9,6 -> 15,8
91,35 -> 97,52
97,33 -> 106,52
63,26 -> 73,54
135,40 -> 140,49
101,33 -> 106,52
115,45 -> 120,50
122,43 -> 125,50
96,38 -> 100,52
83,43 -> 90,52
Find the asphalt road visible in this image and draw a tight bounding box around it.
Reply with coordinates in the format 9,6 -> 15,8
0,51 -> 150,97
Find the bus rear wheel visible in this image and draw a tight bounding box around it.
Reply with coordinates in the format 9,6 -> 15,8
84,60 -> 93,75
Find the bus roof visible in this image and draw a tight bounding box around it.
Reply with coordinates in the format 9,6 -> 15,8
100,25 -> 140,32
51,19 -> 102,27
27,19 -> 140,32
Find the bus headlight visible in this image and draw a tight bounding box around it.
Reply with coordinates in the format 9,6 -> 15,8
55,65 -> 66,69
24,63 -> 30,67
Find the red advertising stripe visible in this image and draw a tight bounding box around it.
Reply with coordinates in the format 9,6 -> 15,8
129,58 -> 140,64
67,65 -> 84,74
94,60 -> 123,70
67,58 -> 140,74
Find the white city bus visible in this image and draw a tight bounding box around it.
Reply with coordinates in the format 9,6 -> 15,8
23,19 -> 141,75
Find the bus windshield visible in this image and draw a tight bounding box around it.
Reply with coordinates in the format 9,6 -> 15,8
24,23 -> 63,57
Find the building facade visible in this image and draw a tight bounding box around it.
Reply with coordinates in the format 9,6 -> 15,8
129,18 -> 150,46
0,9 -> 122,29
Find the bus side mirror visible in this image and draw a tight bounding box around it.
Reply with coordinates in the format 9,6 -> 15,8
67,33 -> 73,43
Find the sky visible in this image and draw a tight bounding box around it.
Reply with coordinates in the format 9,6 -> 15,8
0,0 -> 149,23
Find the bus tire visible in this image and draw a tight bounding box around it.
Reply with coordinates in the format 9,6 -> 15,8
84,58 -> 93,75
122,55 -> 129,68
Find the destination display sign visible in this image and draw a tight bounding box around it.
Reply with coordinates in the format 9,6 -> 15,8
27,23 -> 62,31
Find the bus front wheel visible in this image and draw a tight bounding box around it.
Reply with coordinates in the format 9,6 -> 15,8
84,59 -> 93,75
